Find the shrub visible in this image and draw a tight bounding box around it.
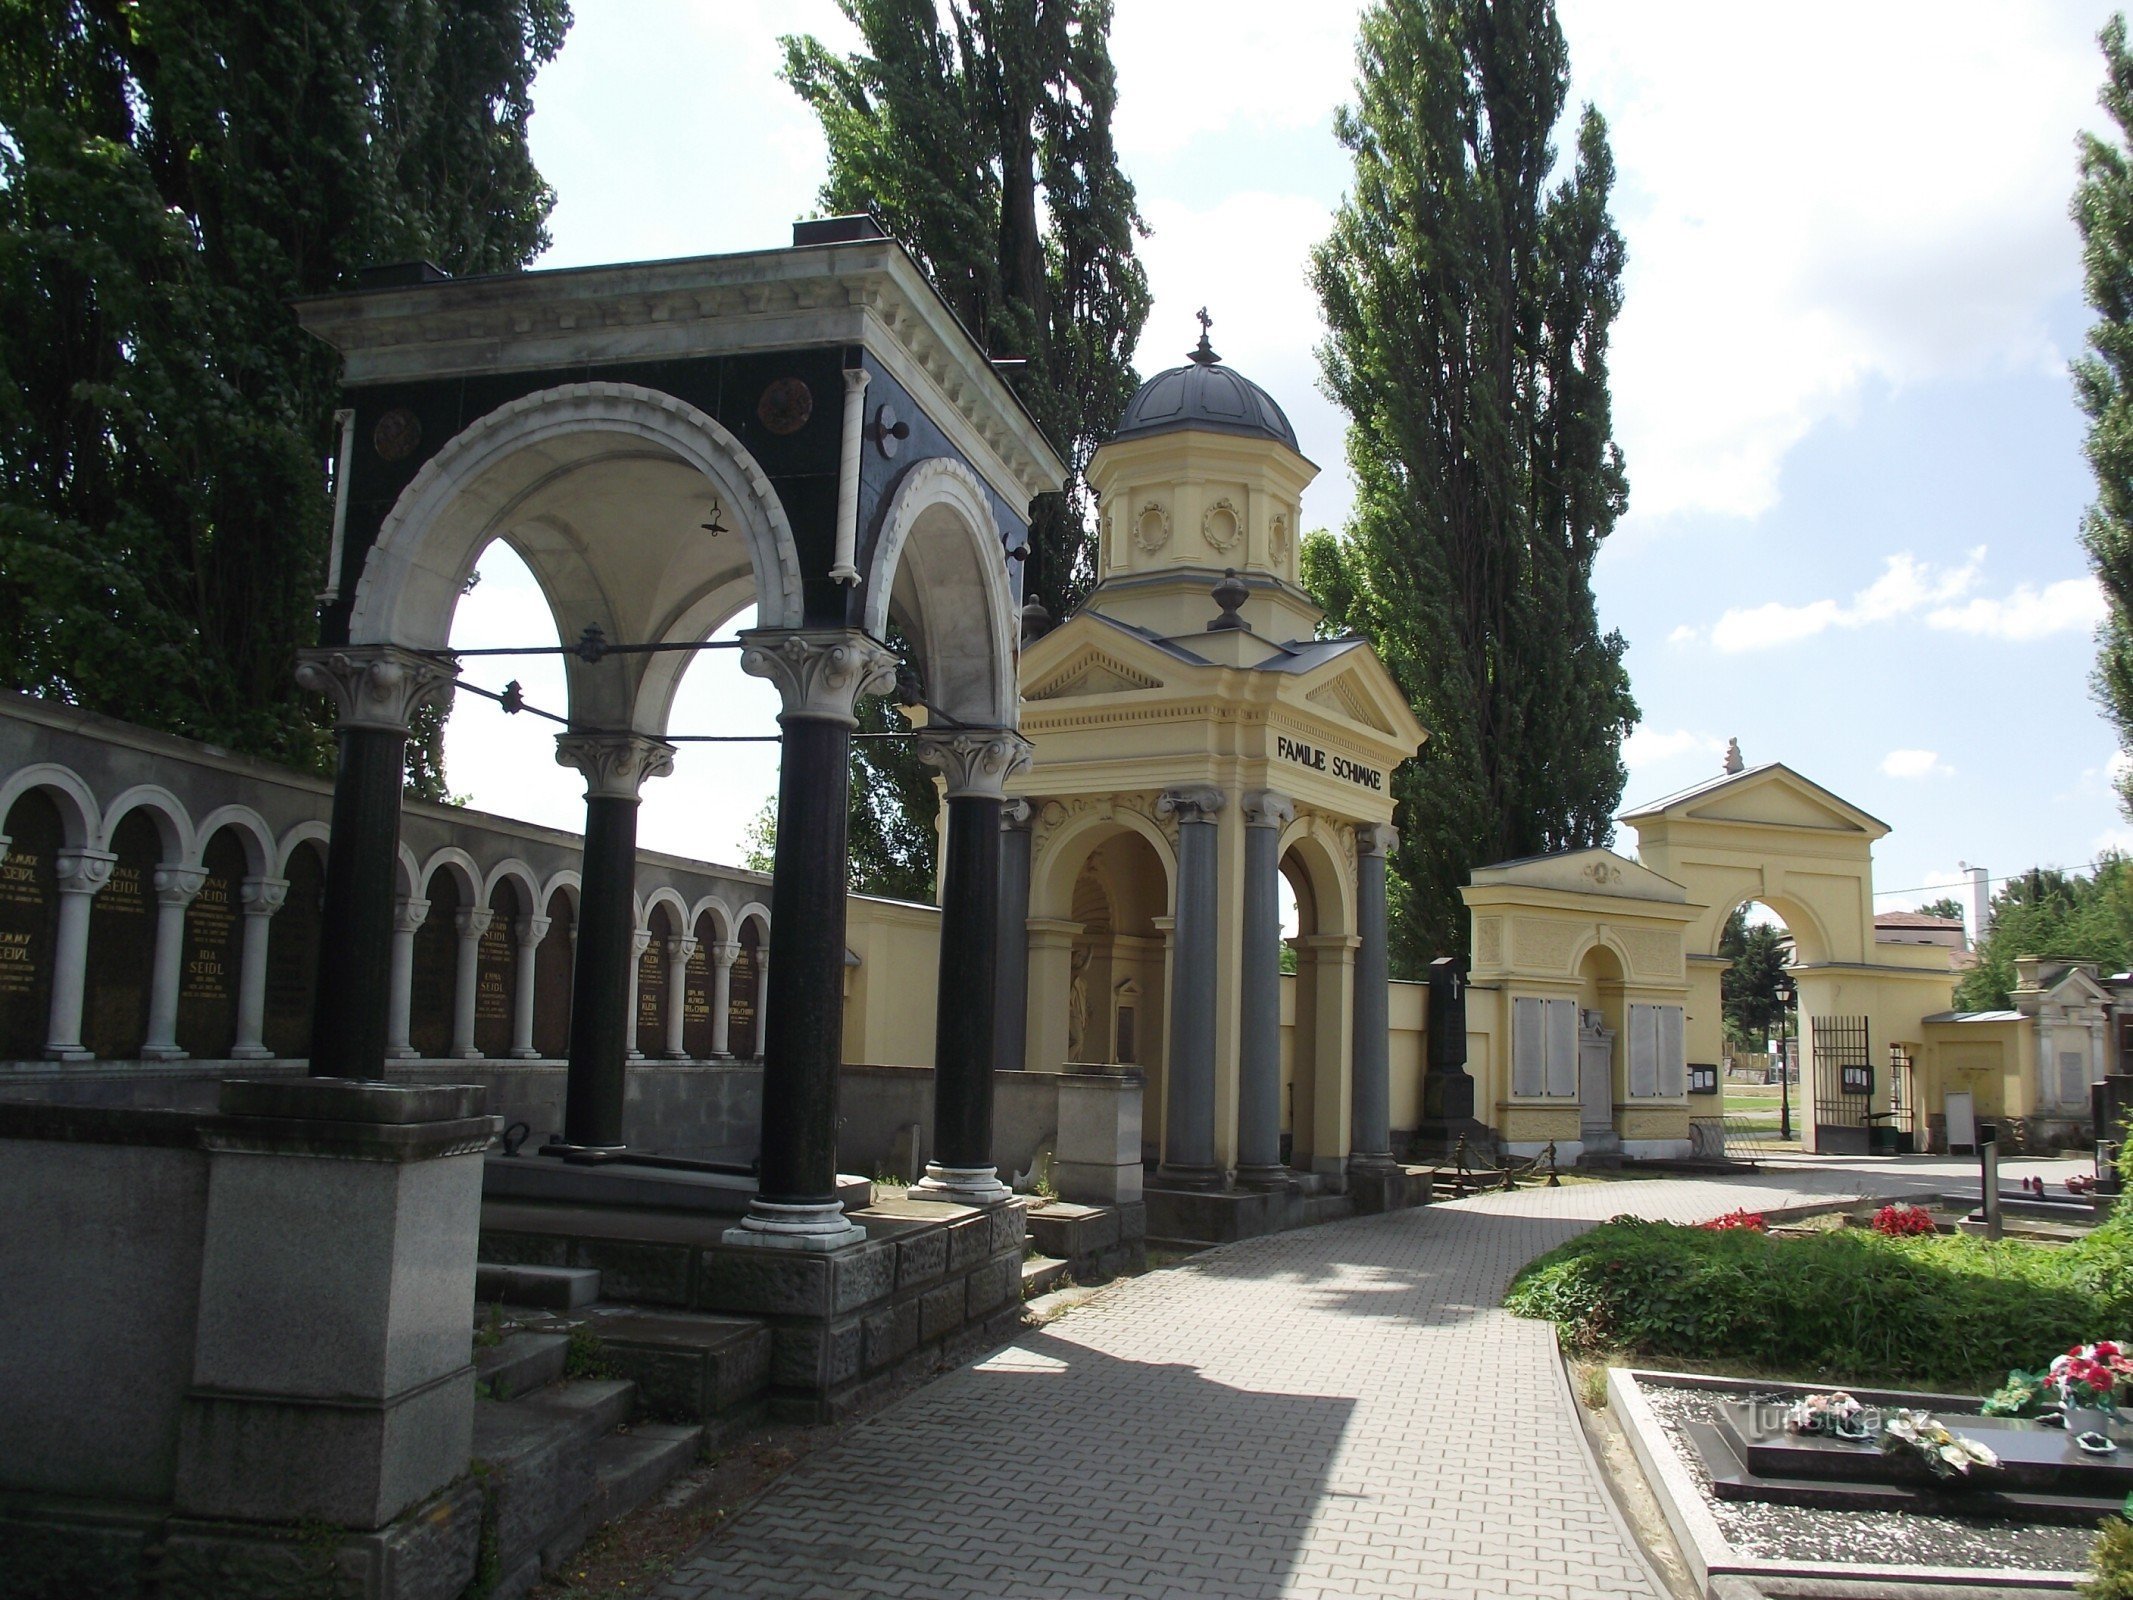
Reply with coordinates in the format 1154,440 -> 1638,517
1504,1211 -> 2133,1389
2085,1510 -> 2133,1599
1872,1203 -> 1937,1237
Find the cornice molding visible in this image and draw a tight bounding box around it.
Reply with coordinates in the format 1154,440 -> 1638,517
293,244 -> 1064,510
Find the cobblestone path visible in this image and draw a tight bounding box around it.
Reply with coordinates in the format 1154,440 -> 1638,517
657,1163 -> 1999,1600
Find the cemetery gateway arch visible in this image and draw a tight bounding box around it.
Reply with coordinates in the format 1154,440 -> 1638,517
293,219 -> 1061,1248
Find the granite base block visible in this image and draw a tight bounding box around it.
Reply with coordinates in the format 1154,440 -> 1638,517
173,1367 -> 474,1530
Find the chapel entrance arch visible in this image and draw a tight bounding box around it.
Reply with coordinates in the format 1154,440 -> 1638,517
1277,822 -> 1357,1179
1028,811 -> 1176,1157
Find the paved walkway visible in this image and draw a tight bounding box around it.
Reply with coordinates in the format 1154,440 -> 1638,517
657,1156 -> 2077,1600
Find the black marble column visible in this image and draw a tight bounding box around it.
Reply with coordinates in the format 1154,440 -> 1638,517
910,731 -> 1031,1206
552,732 -> 675,1152
726,630 -> 898,1250
295,648 -> 452,1081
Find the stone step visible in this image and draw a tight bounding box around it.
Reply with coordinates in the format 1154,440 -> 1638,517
582,1309 -> 773,1424
539,1422 -> 704,1572
477,1330 -> 571,1401
1301,1194 -> 1355,1226
1020,1255 -> 1070,1299
473,1378 -> 640,1597
477,1262 -> 601,1309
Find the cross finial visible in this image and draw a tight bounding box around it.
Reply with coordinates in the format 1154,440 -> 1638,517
1190,306 -> 1219,365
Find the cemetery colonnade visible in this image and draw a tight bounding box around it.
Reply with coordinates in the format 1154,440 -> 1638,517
0,758 -> 775,1071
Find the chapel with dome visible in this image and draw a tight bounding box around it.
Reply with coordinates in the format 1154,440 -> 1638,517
998,316 -> 1437,1240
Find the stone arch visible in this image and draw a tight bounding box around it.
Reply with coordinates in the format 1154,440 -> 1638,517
1274,817 -> 1357,936
418,847 -> 482,906
1567,926 -> 1636,982
97,784 -> 194,866
643,885 -> 691,935
734,900 -> 772,941
688,895 -> 734,943
192,804 -> 277,878
0,763 -> 98,849
483,858 -> 543,921
396,842 -> 423,904
867,455 -> 1018,727
1276,818 -> 1360,1176
1030,808 -> 1178,923
276,821 -> 332,877
539,869 -> 582,917
347,381 -> 805,730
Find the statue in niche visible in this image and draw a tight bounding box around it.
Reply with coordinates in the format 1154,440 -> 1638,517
1067,946 -> 1091,1060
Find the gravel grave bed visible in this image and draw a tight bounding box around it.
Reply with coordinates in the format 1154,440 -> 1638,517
1639,1382 -> 2095,1573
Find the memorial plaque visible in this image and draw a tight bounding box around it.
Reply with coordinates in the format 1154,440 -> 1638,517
176,830 -> 244,1058
264,842 -> 324,1058
682,915 -> 716,1057
729,926 -> 760,1058
636,930 -> 666,1055
532,888 -> 573,1058
472,888 -> 517,1058
83,812 -> 156,1059
408,874 -> 459,1058
0,790 -> 62,1059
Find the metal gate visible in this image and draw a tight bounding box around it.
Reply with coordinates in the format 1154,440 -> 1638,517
1812,1015 -> 1872,1154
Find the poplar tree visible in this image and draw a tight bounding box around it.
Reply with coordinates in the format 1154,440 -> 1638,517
784,0 -> 1149,896
0,1 -> 570,793
1307,0 -> 1638,968
2076,15 -> 2133,815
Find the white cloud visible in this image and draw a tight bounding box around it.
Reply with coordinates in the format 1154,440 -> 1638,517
1108,5 -> 1357,162
1559,2 -> 2108,525
1700,550 -> 1982,653
2095,826 -> 2133,857
1622,726 -> 1723,771
1926,577 -> 2106,640
1881,749 -> 1953,780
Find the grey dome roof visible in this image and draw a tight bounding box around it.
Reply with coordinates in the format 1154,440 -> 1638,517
1111,334 -> 1298,451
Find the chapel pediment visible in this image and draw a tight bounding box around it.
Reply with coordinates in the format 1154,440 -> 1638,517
1467,847 -> 1690,904
1621,762 -> 1888,840
1024,648 -> 1163,701
1304,670 -> 1398,736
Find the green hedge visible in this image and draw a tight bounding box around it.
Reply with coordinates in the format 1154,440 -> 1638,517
1504,1213 -> 2133,1389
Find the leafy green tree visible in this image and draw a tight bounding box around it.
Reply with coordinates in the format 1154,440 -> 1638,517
1914,895 -> 1966,923
2078,15 -> 2133,816
0,1 -> 570,796
1719,906 -> 1790,1050
1307,0 -> 1639,969
1954,858 -> 2133,1009
783,0 -> 1149,895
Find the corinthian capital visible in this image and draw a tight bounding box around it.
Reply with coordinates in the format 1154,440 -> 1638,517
916,728 -> 1034,800
554,731 -> 678,801
1156,786 -> 1225,826
1356,822 -> 1400,858
738,628 -> 899,727
295,645 -> 455,734
1241,790 -> 1295,830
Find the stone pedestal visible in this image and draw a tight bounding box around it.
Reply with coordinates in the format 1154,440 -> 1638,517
1054,1072 -> 1144,1204
1409,1070 -> 1488,1157
173,1078 -> 495,1531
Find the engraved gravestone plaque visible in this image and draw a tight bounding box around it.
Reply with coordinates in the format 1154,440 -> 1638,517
409,875 -> 459,1058
84,812 -> 156,1059
682,919 -> 715,1058
264,841 -> 324,1058
177,830 -> 244,1058
532,888 -> 573,1058
0,791 -> 61,1058
473,891 -> 516,1058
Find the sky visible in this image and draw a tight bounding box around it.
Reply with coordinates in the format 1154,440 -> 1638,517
443,0 -> 2132,918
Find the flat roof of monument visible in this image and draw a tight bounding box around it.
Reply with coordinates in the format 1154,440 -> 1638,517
293,229 -> 1068,504
1922,1009 -> 2023,1024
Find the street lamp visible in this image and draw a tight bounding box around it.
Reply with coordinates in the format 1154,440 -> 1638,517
1774,975 -> 1797,1143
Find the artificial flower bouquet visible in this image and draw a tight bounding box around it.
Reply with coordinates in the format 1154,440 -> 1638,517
1869,1202 -> 1936,1236
1785,1391 -> 1870,1440
2053,1342 -> 2133,1412
1880,1409 -> 2001,1479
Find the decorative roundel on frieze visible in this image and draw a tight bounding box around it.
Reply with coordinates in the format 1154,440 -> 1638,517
756,376 -> 815,436
1135,501 -> 1172,554
372,406 -> 422,462
1202,497 -> 1241,554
